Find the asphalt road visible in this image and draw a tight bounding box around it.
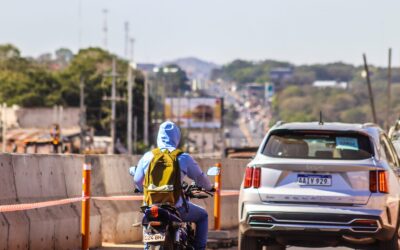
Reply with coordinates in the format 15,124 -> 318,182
95,242 -> 352,250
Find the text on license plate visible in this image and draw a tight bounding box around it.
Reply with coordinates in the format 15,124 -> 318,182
297,174 -> 332,186
143,232 -> 166,243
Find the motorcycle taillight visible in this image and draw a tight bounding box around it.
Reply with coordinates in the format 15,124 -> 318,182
150,206 -> 159,218
148,221 -> 162,227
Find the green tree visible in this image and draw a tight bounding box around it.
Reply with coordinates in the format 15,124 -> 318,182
59,48 -> 148,146
0,44 -> 61,106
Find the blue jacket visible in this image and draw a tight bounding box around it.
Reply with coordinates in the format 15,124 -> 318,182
133,121 -> 212,205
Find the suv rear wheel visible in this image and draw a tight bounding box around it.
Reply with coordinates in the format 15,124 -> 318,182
239,233 -> 262,250
265,244 -> 286,250
379,222 -> 400,250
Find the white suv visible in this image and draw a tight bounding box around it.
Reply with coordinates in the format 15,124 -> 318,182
239,122 -> 400,250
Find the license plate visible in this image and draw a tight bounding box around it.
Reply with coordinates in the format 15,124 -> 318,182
297,174 -> 332,186
143,232 -> 166,243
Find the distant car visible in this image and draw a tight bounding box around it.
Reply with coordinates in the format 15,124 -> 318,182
239,122 -> 400,250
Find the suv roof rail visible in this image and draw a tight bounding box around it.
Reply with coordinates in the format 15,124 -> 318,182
275,120 -> 285,127
362,123 -> 379,128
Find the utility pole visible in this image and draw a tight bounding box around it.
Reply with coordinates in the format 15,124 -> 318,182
78,0 -> 82,48
220,98 -> 225,158
127,62 -> 134,154
58,106 -> 63,129
2,103 -> 6,153
124,22 -> 129,59
103,58 -> 122,154
187,96 -> 191,151
110,58 -> 117,153
53,106 -> 57,123
363,53 -> 377,124
79,77 -> 86,152
144,74 -> 149,146
386,48 -> 392,131
102,9 -> 108,50
177,89 -> 181,125
201,106 -> 206,156
133,116 -> 138,153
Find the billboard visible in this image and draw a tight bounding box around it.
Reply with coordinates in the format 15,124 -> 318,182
164,97 -> 223,128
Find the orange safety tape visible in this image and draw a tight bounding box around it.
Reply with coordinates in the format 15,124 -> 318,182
0,190 -> 240,213
92,195 -> 143,201
91,190 -> 240,201
0,197 -> 88,213
221,190 -> 240,196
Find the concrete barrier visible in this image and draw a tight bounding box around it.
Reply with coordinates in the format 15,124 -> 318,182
0,154 -> 16,250
12,154 -> 81,250
89,154 -> 142,244
0,154 -> 30,250
62,155 -> 102,248
0,153 -> 248,248
0,154 -> 102,249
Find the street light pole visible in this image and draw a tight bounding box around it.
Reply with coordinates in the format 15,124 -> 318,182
1,103 -> 6,153
386,48 -> 392,131
127,38 -> 135,154
79,77 -> 86,153
363,54 -> 377,124
144,73 -> 149,146
127,64 -> 133,154
110,57 -> 117,153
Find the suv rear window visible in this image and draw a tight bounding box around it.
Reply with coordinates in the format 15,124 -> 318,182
263,130 -> 374,160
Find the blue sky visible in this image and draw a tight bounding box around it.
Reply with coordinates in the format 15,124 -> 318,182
1,0 -> 399,66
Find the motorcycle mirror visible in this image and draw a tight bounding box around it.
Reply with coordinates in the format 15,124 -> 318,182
207,166 -> 220,176
129,166 -> 137,176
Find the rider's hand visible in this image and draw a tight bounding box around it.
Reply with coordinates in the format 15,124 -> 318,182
209,186 -> 216,192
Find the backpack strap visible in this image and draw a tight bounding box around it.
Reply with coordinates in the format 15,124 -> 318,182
145,148 -> 163,189
169,148 -> 188,210
170,148 -> 183,158
152,148 -> 162,156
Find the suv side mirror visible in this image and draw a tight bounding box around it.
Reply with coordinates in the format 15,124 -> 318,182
207,166 -> 220,176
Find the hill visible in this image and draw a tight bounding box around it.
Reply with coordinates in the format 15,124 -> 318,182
163,57 -> 219,81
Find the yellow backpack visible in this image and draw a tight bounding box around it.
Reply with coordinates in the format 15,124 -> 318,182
143,148 -> 183,205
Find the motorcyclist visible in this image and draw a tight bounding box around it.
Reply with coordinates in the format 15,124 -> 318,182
133,121 -> 213,250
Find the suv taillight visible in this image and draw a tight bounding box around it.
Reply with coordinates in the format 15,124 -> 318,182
244,167 -> 253,188
370,170 -> 388,193
378,171 -> 388,193
253,168 -> 261,188
369,171 -> 377,192
244,167 -> 261,188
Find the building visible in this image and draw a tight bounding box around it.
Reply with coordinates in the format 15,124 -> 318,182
313,80 -> 348,89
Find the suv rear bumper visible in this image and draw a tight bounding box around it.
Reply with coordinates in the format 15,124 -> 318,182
240,203 -> 396,245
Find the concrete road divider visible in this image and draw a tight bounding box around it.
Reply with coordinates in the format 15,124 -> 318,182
0,154 -> 101,249
0,154 -> 247,248
88,154 -> 143,244
13,154 -> 82,250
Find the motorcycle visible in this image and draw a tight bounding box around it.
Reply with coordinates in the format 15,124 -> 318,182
129,166 -> 219,250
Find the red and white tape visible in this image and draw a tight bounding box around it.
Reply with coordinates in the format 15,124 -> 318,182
92,195 -> 143,201
221,190 -> 240,196
0,197 -> 87,213
0,190 -> 239,213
